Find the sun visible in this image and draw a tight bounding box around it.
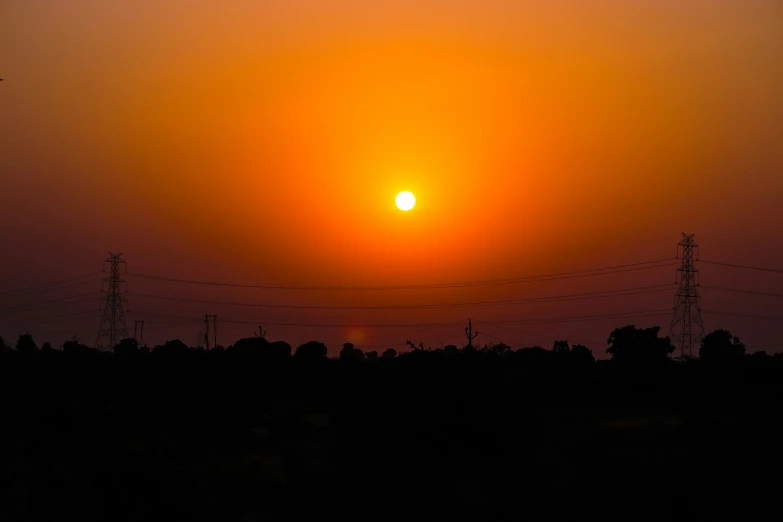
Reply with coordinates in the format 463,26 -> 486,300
395,191 -> 416,211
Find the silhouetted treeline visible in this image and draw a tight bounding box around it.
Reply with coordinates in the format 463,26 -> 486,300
1,325 -> 782,521
0,324 -> 774,365
1,325 -> 781,402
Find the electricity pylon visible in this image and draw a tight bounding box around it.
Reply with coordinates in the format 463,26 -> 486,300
95,253 -> 128,350
669,234 -> 705,358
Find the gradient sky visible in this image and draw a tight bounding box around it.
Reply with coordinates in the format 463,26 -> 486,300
1,0 -> 782,354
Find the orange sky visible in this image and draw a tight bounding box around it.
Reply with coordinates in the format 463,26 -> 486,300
1,1 -> 782,352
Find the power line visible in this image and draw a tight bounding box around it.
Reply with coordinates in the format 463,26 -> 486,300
703,310 -> 783,321
701,286 -> 783,298
484,323 -> 603,347
0,277 -> 102,300
0,310 -> 98,327
0,292 -> 101,314
127,258 -> 676,291
699,259 -> 783,274
748,342 -> 783,349
219,318 -> 455,328
329,338 -> 414,351
482,309 -> 671,326
145,320 -> 202,331
417,330 -> 465,345
368,320 -> 469,339
125,284 -> 674,310
479,331 -> 514,346
216,308 -> 671,329
128,311 -> 201,321
0,272 -> 102,298
35,328 -> 90,336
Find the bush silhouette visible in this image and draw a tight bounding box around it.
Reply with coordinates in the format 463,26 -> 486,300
16,333 -> 38,353
606,325 -> 674,364
114,338 -> 139,356
295,341 -> 327,362
700,329 -> 746,362
231,336 -> 291,361
381,348 -> 398,359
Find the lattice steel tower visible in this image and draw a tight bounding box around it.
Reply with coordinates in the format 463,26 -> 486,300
669,234 -> 705,358
95,253 -> 128,350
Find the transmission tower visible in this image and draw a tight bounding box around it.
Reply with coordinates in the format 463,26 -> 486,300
668,234 -> 705,358
95,253 -> 129,350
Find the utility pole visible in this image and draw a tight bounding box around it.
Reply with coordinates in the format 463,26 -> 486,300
465,319 -> 479,349
669,233 -> 705,358
204,314 -> 217,349
95,253 -> 128,350
134,319 -> 145,346
212,315 -> 217,349
204,314 -> 211,350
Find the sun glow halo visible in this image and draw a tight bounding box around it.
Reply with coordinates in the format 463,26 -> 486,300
395,191 -> 416,211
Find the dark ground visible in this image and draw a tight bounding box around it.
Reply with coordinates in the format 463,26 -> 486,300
1,351 -> 782,521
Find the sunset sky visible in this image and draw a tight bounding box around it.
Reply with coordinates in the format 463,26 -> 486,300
1,0 -> 782,354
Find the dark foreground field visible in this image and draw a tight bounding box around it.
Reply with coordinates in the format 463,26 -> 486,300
1,351 -> 782,521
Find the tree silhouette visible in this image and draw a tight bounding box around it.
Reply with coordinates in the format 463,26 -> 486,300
512,346 -> 551,365
700,329 -> 746,362
231,337 -> 291,361
153,339 -> 189,357
569,344 -> 595,365
553,340 -> 570,354
0,336 -> 10,352
340,343 -> 355,360
406,340 -> 427,352
295,341 -> 327,362
340,342 -> 365,361
63,337 -> 94,356
41,342 -> 53,353
16,333 -> 38,353
0,316 -> 779,521
606,325 -> 674,364
747,350 -> 770,364
114,338 -> 139,355
488,342 -> 512,356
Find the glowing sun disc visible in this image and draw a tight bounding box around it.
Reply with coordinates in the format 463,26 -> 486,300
396,191 -> 416,211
